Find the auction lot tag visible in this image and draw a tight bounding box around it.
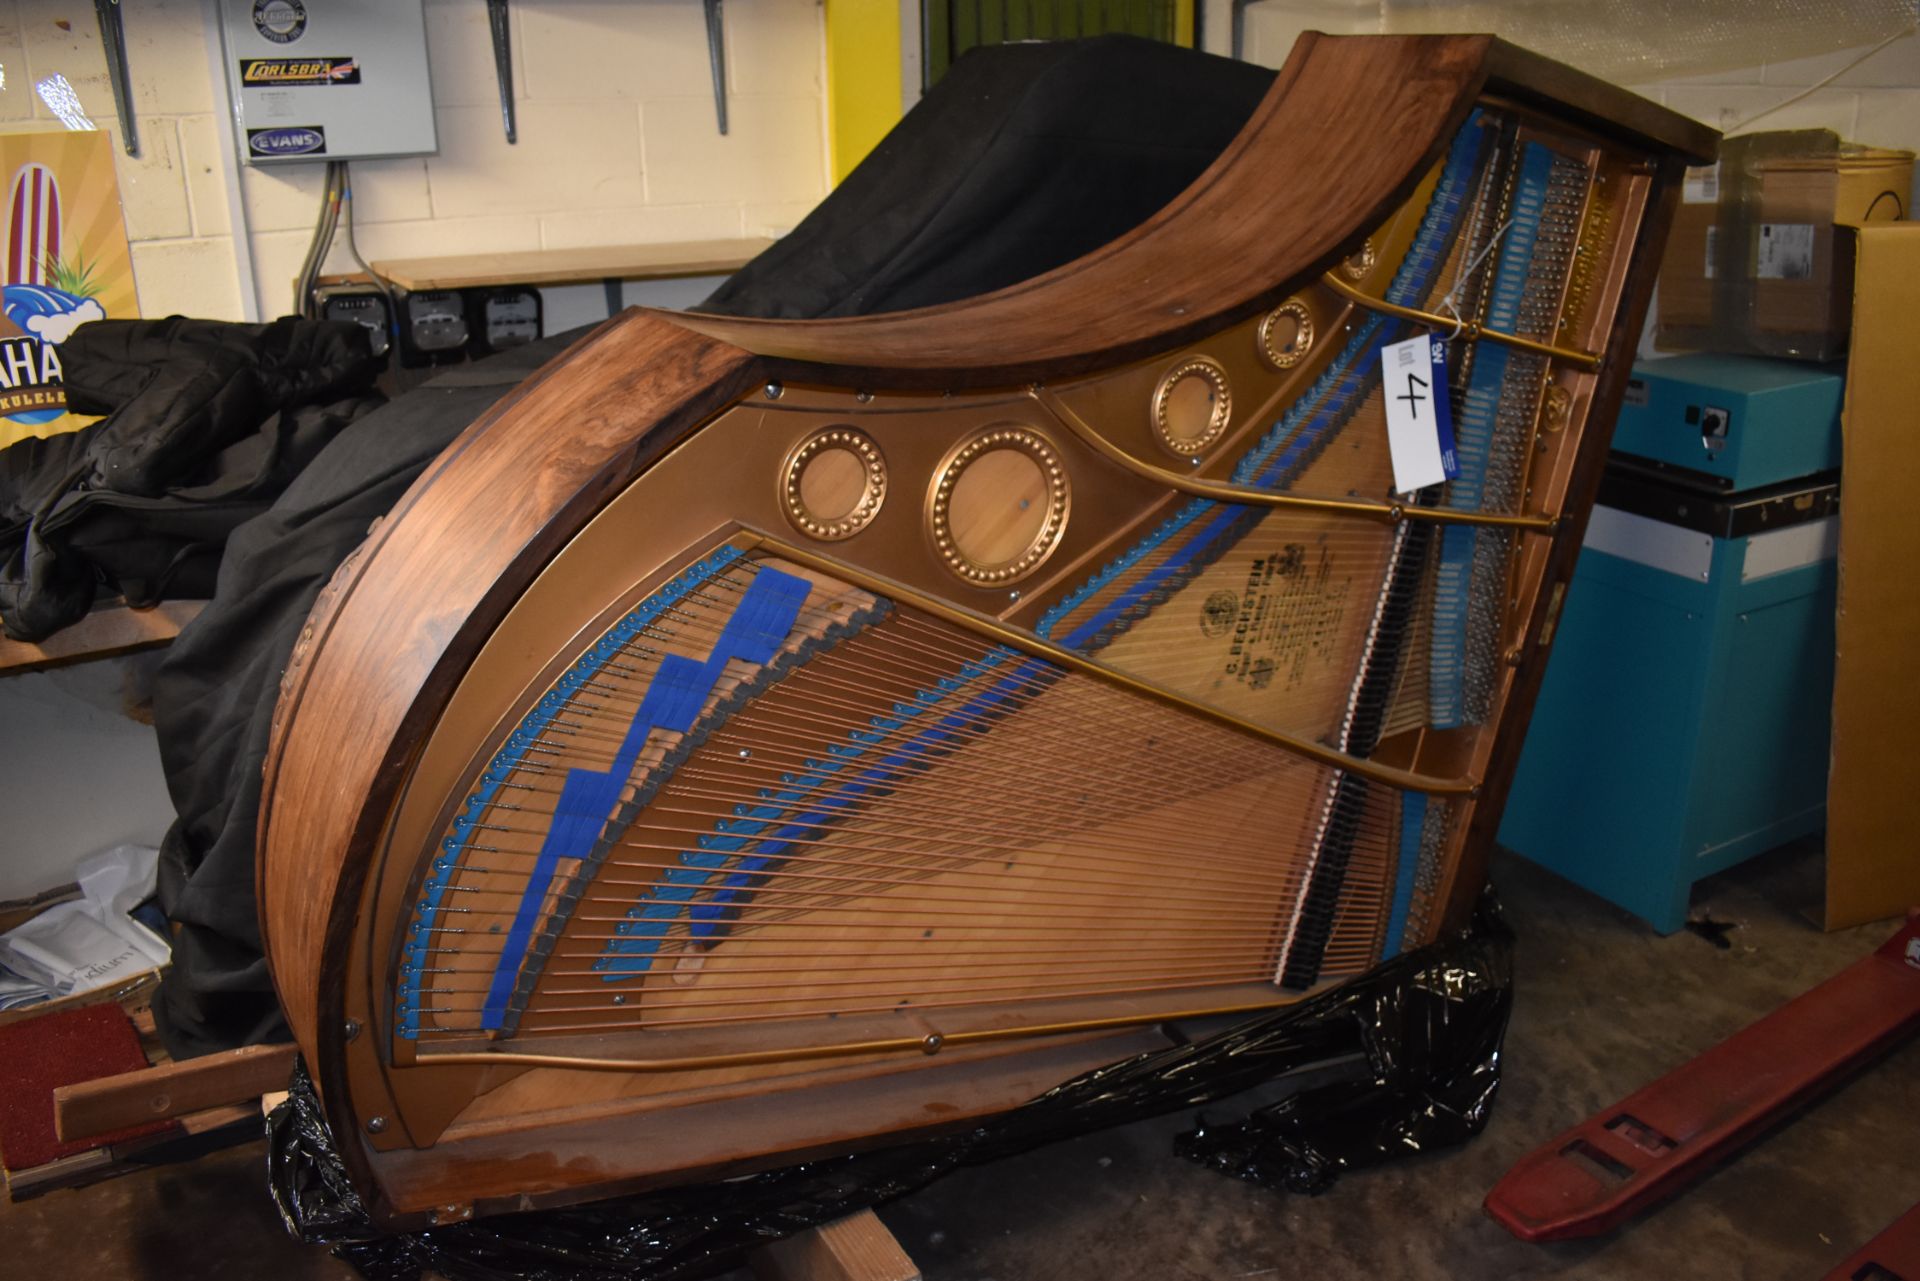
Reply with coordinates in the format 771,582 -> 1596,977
1382,333 -> 1458,494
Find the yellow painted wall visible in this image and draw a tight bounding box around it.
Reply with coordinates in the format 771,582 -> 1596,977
826,0 -> 903,184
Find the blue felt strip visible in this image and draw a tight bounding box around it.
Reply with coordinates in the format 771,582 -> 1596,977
1380,792 -> 1427,960
1429,141 -> 1555,730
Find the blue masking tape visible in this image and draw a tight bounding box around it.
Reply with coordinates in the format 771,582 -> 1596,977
396,546 -> 744,1038
477,564 -> 811,1031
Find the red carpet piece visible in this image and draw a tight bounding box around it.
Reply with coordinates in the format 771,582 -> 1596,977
0,1003 -> 176,1171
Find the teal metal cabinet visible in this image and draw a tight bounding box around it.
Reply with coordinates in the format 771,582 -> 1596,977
1498,471 -> 1838,933
1614,353 -> 1844,492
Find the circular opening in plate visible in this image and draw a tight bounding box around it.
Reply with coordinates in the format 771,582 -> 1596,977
1340,238 -> 1377,280
930,428 -> 1068,585
1258,299 -> 1315,370
796,446 -> 867,523
782,427 -> 886,541
947,448 -> 1049,571
1151,358 -> 1232,457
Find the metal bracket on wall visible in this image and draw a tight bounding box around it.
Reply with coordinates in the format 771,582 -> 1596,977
483,0 -> 721,140
488,0 -> 517,144
705,0 -> 729,135
94,0 -> 138,156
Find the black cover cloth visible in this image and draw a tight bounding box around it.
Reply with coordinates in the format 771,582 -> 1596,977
698,35 -> 1274,319
152,35 -> 1281,1059
151,333 -> 584,1056
0,316 -> 382,642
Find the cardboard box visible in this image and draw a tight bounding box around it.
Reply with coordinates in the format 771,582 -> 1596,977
1659,203 -> 1715,332
1824,222 -> 1920,929
1656,132 -> 1912,362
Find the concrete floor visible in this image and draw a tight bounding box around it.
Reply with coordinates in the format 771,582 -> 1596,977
4,843 -> 1915,1280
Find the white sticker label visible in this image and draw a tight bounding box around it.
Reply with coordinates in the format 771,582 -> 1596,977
1381,334 -> 1457,495
1704,224 -> 1717,279
1683,164 -> 1720,205
1757,223 -> 1816,280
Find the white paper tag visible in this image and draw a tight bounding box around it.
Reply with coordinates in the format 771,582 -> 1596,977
1756,223 -> 1815,279
1683,163 -> 1719,205
1381,334 -> 1457,495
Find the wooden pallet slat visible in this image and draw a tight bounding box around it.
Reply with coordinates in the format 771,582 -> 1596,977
54,1042 -> 299,1143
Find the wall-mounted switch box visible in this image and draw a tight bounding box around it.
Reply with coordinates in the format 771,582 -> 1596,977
220,0 -> 436,165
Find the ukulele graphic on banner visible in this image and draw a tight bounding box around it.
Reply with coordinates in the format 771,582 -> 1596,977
0,130 -> 139,449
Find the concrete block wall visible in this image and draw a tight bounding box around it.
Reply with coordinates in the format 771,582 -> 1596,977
0,0 -> 828,322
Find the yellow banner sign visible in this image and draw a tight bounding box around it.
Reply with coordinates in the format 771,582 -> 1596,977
0,129 -> 139,452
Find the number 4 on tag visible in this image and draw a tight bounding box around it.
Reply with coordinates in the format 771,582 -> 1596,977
1381,334 -> 1459,495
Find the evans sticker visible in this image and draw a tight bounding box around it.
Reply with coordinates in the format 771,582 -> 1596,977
240,57 -> 360,87
247,126 -> 327,158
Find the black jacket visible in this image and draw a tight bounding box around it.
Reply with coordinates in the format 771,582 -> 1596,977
0,316 -> 381,641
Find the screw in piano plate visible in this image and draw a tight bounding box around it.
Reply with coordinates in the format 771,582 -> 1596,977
763,381 -> 784,400
343,1018 -> 361,1042
855,390 -> 874,403
738,748 -> 752,760
366,1116 -> 388,1134
1007,590 -> 1020,602
612,994 -> 627,1005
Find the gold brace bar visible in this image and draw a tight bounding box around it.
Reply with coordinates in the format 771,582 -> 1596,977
1032,389 -> 1557,533
415,993 -> 1309,1075
747,532 -> 1477,797
1321,272 -> 1605,371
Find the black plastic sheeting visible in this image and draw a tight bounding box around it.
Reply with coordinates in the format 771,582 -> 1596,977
269,895 -> 1513,1281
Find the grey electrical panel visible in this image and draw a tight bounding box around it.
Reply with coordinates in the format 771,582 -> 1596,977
220,0 -> 437,165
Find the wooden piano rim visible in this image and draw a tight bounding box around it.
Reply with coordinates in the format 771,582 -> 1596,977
668,34 -> 1712,388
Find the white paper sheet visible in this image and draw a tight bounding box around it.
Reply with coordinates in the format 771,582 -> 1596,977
0,844 -> 169,1004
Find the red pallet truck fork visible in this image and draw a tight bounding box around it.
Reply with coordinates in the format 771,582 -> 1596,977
1821,1200 -> 1920,1281
1486,913 -> 1920,1252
